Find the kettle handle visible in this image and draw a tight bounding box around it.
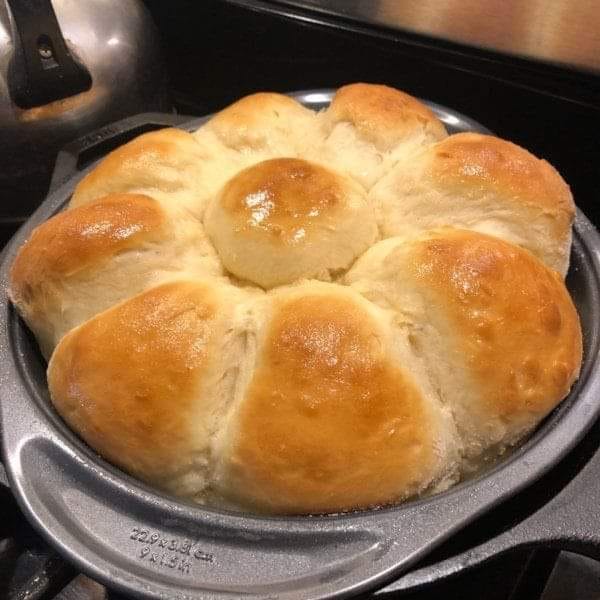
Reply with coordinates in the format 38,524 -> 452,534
7,0 -> 92,108
48,112 -> 194,194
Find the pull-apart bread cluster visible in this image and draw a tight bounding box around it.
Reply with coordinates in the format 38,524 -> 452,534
10,83 -> 582,514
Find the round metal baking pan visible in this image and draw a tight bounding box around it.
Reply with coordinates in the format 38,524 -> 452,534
1,90 -> 600,600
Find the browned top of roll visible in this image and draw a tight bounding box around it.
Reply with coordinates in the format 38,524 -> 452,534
70,128 -> 207,210
218,158 -> 350,241
328,83 -> 447,149
205,158 -> 376,288
410,229 -> 582,419
222,289 -> 445,513
12,194 -> 165,286
429,133 -> 575,223
47,281 -> 223,483
209,93 -> 313,134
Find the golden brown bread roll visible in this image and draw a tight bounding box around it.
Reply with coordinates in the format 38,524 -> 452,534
213,282 -> 460,514
195,92 -> 319,157
315,83 -> 448,189
345,229 -> 581,465
204,158 -> 377,288
71,128 -> 238,218
9,83 -> 582,515
371,132 -> 575,275
191,92 -> 323,197
10,193 -> 221,357
47,279 -> 253,498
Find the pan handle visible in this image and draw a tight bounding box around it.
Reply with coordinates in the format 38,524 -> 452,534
505,435 -> 600,559
380,425 -> 600,597
47,112 -> 193,194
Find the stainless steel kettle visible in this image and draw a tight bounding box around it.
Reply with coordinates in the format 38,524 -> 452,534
0,0 -> 170,220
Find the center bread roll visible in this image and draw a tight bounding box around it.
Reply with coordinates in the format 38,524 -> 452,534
9,82 -> 583,515
204,157 -> 377,288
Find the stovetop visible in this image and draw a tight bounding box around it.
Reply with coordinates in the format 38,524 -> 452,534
2,0 -> 600,598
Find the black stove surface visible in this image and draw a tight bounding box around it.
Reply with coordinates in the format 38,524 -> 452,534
2,1 -> 600,598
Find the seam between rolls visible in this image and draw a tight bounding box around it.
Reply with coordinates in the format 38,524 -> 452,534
345,277 -> 466,485
406,291 -> 467,461
205,295 -> 260,495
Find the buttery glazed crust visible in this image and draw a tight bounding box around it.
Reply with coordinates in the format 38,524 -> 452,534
70,128 -> 233,217
411,229 -> 581,424
9,193 -> 221,357
372,132 -> 575,275
315,83 -> 448,190
216,158 -> 351,239
327,83 -> 447,150
216,285 -> 457,513
429,133 -> 574,218
8,83 -> 583,514
47,280 -> 245,496
204,158 -> 377,288
11,194 -> 166,283
346,229 -> 582,461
